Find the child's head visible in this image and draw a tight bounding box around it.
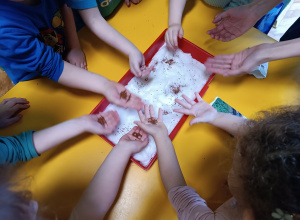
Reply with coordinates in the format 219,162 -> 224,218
229,106 -> 300,220
0,165 -> 39,219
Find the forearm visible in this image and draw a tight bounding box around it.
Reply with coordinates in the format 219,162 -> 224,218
169,0 -> 186,26
154,134 -> 186,192
61,4 -> 81,50
58,61 -> 110,95
248,0 -> 283,20
32,118 -> 86,154
78,7 -> 138,56
255,38 -> 300,63
209,113 -> 247,137
71,145 -> 131,220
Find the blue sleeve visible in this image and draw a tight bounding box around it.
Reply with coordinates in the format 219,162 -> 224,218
66,0 -> 97,9
0,27 -> 64,84
0,130 -> 39,164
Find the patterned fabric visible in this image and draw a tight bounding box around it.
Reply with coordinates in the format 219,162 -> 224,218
0,0 -> 65,84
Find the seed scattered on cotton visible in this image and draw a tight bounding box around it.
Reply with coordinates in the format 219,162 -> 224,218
105,44 -> 211,167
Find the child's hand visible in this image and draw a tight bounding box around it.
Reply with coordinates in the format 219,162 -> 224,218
125,0 -> 142,7
81,111 -> 120,135
129,49 -> 153,78
173,92 -> 217,125
117,126 -> 149,154
134,105 -> 168,138
65,48 -> 87,70
104,81 -> 144,110
0,98 -> 30,129
165,24 -> 184,51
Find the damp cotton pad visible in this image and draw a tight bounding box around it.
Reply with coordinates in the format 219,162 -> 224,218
104,44 -> 211,167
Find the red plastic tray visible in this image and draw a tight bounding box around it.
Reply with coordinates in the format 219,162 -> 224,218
90,29 -> 215,170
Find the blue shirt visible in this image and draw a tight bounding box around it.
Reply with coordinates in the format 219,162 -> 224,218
0,0 -> 65,84
66,0 -> 97,9
0,131 -> 39,164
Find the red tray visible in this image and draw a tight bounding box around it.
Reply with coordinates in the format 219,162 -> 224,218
90,29 -> 215,170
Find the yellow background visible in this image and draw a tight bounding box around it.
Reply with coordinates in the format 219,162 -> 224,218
1,0 -> 300,219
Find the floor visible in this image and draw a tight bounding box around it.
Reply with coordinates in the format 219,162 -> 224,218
0,1 -> 299,97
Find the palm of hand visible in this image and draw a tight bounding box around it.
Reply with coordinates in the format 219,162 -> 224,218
105,81 -> 144,110
230,47 -> 258,73
139,120 -> 167,137
190,102 -> 217,123
118,126 -> 148,154
86,111 -> 120,135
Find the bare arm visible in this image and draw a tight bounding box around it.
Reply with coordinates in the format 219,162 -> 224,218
58,61 -> 144,110
69,127 -> 148,220
77,7 -> 150,77
33,111 -> 119,154
205,38 -> 300,76
61,4 -> 81,52
134,105 -> 186,192
61,4 -> 86,69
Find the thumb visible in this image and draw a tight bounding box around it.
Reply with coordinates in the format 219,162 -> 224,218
134,121 -> 144,128
178,28 -> 184,39
4,115 -> 23,127
189,117 -> 204,126
125,0 -> 130,6
213,11 -> 227,23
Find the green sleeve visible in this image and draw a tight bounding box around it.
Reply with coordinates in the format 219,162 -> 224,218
0,130 -> 39,164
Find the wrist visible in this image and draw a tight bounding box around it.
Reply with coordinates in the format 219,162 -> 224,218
99,78 -> 112,96
74,116 -> 90,133
114,143 -> 134,157
253,43 -> 272,64
208,111 -> 224,126
153,130 -> 169,141
168,22 -> 181,27
128,45 -> 141,57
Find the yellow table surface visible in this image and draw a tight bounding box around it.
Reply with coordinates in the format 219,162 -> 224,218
1,1 -> 300,219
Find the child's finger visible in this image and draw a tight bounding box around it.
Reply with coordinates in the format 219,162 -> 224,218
134,121 -> 146,131
158,108 -> 163,121
149,105 -> 155,118
5,114 -> 23,125
182,94 -> 196,105
138,110 -> 145,122
195,92 -> 203,103
175,98 -> 191,109
144,105 -> 150,118
173,108 -> 190,115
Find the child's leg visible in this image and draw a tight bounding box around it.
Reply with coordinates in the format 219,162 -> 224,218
61,4 -> 87,69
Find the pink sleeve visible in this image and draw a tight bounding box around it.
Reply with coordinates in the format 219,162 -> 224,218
168,186 -> 216,220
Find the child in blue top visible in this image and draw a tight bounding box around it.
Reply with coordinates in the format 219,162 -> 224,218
0,0 -> 150,110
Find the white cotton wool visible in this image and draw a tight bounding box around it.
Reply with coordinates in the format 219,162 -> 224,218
104,44 -> 211,167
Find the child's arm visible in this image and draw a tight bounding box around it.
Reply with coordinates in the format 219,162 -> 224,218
165,0 -> 186,51
0,98 -> 30,129
174,93 -> 247,137
69,126 -> 149,220
61,4 -> 87,69
0,111 -> 119,164
77,7 -> 152,78
58,61 -> 144,110
33,111 -> 119,154
207,0 -> 283,42
134,105 -> 186,192
205,38 -> 300,76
